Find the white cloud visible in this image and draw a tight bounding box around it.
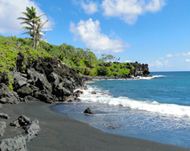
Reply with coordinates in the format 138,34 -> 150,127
186,59 -> 190,62
150,60 -> 163,67
70,18 -> 129,53
81,1 -> 98,14
0,0 -> 52,34
166,54 -> 173,58
125,60 -> 131,62
182,52 -> 190,56
102,0 -> 165,24
145,0 -> 165,12
159,57 -> 164,60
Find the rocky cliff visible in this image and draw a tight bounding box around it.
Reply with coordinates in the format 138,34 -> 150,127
130,62 -> 150,77
0,52 -> 90,104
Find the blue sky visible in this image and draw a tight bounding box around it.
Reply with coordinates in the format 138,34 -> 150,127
1,0 -> 190,72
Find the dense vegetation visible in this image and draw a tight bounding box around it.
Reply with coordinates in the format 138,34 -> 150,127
38,40 -> 134,76
0,35 -> 134,89
0,35 -> 51,89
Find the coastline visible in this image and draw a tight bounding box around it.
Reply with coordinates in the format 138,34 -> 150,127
1,101 -> 189,151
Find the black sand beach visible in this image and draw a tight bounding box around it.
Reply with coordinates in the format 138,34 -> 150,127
1,101 -> 189,151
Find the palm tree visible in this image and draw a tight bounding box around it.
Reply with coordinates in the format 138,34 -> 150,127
18,6 -> 51,50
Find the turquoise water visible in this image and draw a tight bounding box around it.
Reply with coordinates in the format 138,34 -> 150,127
52,72 -> 190,148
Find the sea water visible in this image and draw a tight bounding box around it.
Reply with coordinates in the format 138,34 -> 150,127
52,72 -> 190,148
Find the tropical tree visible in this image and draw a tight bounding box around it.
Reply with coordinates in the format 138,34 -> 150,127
18,6 -> 51,50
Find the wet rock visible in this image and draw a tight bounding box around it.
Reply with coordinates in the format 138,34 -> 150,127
73,90 -> 83,98
64,95 -> 74,102
0,113 -> 9,119
84,108 -> 94,114
92,91 -> 96,94
0,135 -> 27,151
0,121 -> 6,136
0,83 -> 20,104
108,126 -> 116,129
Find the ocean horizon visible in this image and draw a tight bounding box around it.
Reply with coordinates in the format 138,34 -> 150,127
52,71 -> 190,148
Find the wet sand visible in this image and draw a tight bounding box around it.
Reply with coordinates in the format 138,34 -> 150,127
1,101 -> 189,151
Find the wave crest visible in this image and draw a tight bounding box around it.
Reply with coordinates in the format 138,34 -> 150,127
79,86 -> 190,118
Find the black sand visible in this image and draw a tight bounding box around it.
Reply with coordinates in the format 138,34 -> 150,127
1,102 -> 189,151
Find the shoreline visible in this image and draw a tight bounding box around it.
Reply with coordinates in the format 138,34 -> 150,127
1,101 -> 189,151
84,75 -> 153,81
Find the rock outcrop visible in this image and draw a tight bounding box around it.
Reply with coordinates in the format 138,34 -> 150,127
0,55 -> 91,105
130,62 -> 150,77
84,108 -> 94,114
0,83 -> 20,104
0,135 -> 27,151
0,121 -> 6,136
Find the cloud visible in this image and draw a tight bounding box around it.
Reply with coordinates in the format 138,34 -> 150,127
81,1 -> 98,14
186,59 -> 190,62
182,52 -> 190,56
102,0 -> 165,24
150,59 -> 169,67
150,60 -> 163,67
70,18 -> 129,53
125,60 -> 131,62
0,0 -> 52,34
166,54 -> 173,58
159,57 -> 164,60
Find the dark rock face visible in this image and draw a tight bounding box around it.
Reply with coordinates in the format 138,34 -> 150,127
130,62 -> 150,77
10,115 -> 31,128
0,83 -> 20,104
0,55 -> 90,104
84,108 -> 94,114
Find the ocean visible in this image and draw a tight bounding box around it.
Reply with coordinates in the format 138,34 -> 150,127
52,72 -> 190,148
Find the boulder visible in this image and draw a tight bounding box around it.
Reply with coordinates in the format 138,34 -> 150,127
0,71 -> 9,85
92,91 -> 96,94
25,120 -> 40,142
53,83 -> 72,98
34,90 -> 55,104
0,113 -> 9,119
0,135 -> 27,151
23,96 -> 38,102
11,71 -> 27,90
83,108 -> 94,114
10,115 -> 31,127
16,52 -> 24,70
16,86 -> 33,97
47,72 -> 61,86
64,95 -> 74,102
0,83 -> 20,104
27,68 -> 52,92
0,121 -> 6,136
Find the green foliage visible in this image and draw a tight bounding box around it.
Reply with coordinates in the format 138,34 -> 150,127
0,35 -> 52,90
0,34 -> 134,91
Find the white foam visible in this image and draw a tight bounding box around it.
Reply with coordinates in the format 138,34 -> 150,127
79,86 -> 190,118
137,75 -> 165,80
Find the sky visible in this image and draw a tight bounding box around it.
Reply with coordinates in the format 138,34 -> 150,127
1,0 -> 190,72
